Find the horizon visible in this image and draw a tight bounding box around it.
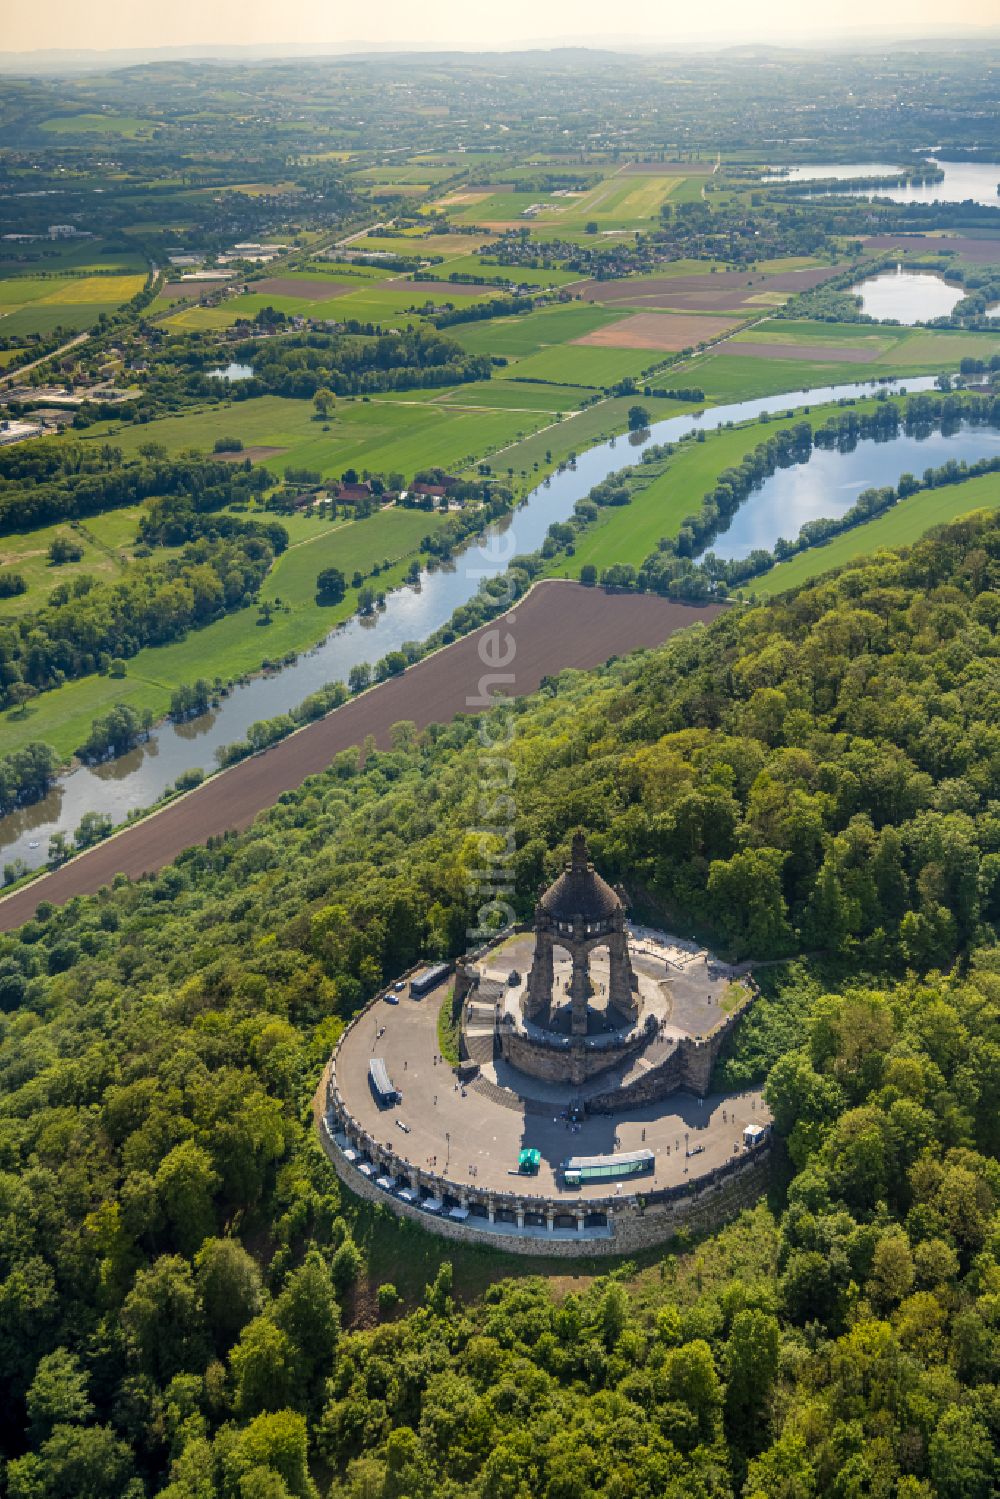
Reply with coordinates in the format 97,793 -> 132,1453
3,2 -> 1000,65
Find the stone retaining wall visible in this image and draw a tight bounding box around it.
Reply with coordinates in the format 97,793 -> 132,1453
498,1024 -> 645,1083
586,986 -> 757,1110
316,1099 -> 772,1257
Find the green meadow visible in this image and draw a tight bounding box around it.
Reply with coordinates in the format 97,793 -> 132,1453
0,513 -> 141,617
433,382 -> 590,411
489,392 -> 711,480
0,506 -> 450,763
496,343 -> 658,389
70,391 -> 555,480
756,471 -> 1000,596
438,253 -> 583,288
543,420 -> 776,578
448,303 -> 626,358
39,112 -> 156,137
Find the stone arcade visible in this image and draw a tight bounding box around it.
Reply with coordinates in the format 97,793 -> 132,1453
524,832 -> 638,1033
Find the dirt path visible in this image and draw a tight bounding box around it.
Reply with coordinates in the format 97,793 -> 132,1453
0,583 -> 723,930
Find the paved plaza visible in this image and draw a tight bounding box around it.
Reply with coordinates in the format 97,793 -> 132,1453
334,960 -> 770,1203
483,929 -> 738,1043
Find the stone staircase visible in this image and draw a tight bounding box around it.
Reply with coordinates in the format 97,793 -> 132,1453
469,1075 -> 553,1116
464,1025 -> 496,1067
586,1033 -> 688,1114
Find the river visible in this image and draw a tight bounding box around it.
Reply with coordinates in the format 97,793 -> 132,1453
0,374 -> 939,871
702,422 -> 1000,562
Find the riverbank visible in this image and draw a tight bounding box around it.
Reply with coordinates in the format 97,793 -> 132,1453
0,583 -> 723,929
0,373 -> 940,875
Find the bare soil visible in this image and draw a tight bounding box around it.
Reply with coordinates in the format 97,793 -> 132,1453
618,161 -> 715,175
253,277 -> 355,299
864,234 -> 1000,265
574,312 -> 740,351
0,584 -> 724,930
577,266 -> 841,313
382,277 -> 502,298
726,340 -> 879,363
161,280 -> 227,300
215,445 -> 288,462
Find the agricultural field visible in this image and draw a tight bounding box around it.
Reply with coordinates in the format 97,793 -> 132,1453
160,303 -> 244,332
448,303 -> 628,358
662,321 -> 1000,402
432,381 -> 590,411
0,269 -> 146,336
756,469 -> 1000,595
729,318 -> 1000,367
574,311 -> 743,351
64,390 -> 557,480
38,112 -> 157,137
496,342 -> 660,388
347,166 -> 457,185
343,233 -> 490,257
159,263 -> 510,333
294,262 -> 399,283
438,253 -> 584,287
430,170 -> 700,232
577,264 -> 842,314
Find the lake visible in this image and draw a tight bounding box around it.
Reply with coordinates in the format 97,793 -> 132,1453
851,266 -> 965,324
0,374 -> 939,872
702,422 -> 1000,562
762,162 -> 907,183
767,158 -> 1000,209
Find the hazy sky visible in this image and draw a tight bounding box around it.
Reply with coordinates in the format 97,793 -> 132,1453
5,0 -> 1000,54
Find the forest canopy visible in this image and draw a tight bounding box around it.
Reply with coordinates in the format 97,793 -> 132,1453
2,509 -> 1000,1495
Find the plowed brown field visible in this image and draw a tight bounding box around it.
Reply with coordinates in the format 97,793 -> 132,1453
0,584 -> 724,930
577,265 -> 841,312
574,312 -> 741,350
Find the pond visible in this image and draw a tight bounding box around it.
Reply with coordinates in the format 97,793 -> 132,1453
767,158 -> 1000,209
701,422 -> 1000,563
208,362 -> 254,381
851,265 -> 965,324
0,374 -> 939,872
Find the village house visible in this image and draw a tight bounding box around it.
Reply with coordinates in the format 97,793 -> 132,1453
334,481 -> 373,503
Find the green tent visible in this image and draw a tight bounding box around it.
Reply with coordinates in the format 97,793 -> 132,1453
518,1148 -> 541,1174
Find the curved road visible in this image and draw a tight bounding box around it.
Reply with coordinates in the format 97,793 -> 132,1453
0,583 -> 723,931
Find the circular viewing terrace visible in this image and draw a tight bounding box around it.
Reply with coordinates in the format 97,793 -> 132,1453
318,916 -> 772,1255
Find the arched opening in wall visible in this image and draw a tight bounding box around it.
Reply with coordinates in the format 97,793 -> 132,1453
554,1212 -> 578,1230
535,940 -> 629,1038
584,1211 -> 608,1228
495,1207 -> 516,1224
468,1201 -> 488,1218
524,1210 -> 547,1227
